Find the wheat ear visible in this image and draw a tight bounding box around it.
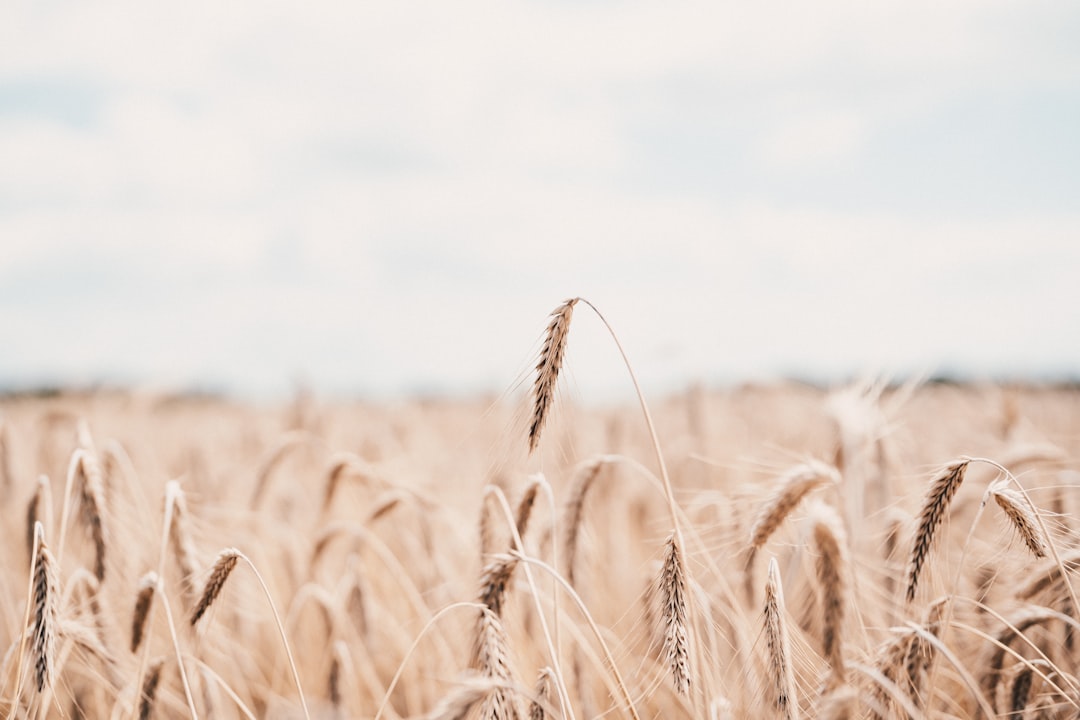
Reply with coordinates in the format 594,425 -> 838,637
138,656 -> 166,720
906,460 -> 970,603
868,628 -> 917,714
764,557 -> 799,720
661,532 -> 691,696
192,548 -> 310,719
250,430 -> 309,507
991,484 -> 1047,558
480,491 -> 497,560
750,461 -> 839,550
529,667 -> 554,720
514,477 -> 541,541
31,521 -> 59,693
1005,663 -> 1034,716
529,298 -> 578,453
1016,548 -> 1080,600
166,481 -> 201,610
426,676 -> 501,720
563,458 -> 604,588
321,455 -> 363,515
26,475 -> 53,564
903,596 -> 948,708
472,607 -> 521,720
367,490 -> 405,523
190,548 -> 240,626
809,503 -> 848,687
328,640 -> 349,711
479,554 -> 520,618
131,572 -> 159,653
78,452 -> 108,581
981,606 -> 1059,701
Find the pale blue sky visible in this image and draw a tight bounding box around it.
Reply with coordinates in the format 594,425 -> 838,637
1,1 -> 1078,399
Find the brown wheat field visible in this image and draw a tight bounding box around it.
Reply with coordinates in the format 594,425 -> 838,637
2,306 -> 1080,719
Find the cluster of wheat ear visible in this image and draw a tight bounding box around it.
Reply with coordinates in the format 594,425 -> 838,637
0,301 -> 1078,719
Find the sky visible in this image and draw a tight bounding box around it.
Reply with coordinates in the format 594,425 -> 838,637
1,1 -> 1079,400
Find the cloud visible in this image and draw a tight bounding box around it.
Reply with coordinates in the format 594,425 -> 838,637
758,109 -> 865,171
0,0 -> 1078,396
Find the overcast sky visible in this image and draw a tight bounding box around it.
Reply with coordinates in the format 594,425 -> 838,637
1,1 -> 1078,400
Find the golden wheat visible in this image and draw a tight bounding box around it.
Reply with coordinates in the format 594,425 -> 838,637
661,531 -> 691,696
528,298 -> 577,453
906,460 -> 970,603
764,557 -> 798,720
0,353 -> 1078,719
190,548 -> 240,626
31,521 -> 59,693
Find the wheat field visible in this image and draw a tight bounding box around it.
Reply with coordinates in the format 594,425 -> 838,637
1,302 -> 1079,719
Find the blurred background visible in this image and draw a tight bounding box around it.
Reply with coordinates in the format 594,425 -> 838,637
1,1 -> 1078,401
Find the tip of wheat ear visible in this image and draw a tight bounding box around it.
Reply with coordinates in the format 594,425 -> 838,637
528,298 -> 578,454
